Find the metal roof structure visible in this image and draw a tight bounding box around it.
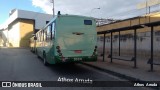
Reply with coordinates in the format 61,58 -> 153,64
97,20 -> 160,34
98,19 -> 160,71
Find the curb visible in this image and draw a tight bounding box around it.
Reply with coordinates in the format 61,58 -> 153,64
81,62 -> 159,90
81,62 -> 141,81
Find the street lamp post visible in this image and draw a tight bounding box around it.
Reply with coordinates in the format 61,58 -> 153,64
90,8 -> 100,17
146,0 -> 148,14
51,0 -> 55,17
159,0 -> 160,11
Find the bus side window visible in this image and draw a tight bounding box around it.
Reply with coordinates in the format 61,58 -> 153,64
42,30 -> 44,41
47,25 -> 51,41
45,30 -> 47,41
41,31 -> 43,42
41,31 -> 43,41
38,33 -> 40,42
39,32 -> 41,42
37,33 -> 39,42
50,24 -> 53,40
52,23 -> 55,39
84,20 -> 92,25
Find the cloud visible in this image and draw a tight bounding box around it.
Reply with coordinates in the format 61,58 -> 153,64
32,0 -> 53,14
31,0 -> 146,19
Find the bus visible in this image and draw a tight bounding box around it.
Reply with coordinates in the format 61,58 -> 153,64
30,35 -> 36,52
31,12 -> 97,65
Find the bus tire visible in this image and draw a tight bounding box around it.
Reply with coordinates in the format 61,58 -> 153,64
37,52 -> 40,58
30,48 -> 32,52
35,48 -> 37,54
43,54 -> 49,66
33,48 -> 35,53
36,49 -> 40,58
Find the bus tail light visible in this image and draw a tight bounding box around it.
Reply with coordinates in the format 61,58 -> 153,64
56,46 -> 60,49
74,50 -> 82,54
61,57 -> 69,62
57,50 -> 61,53
56,46 -> 66,62
56,46 -> 63,57
59,53 -> 62,56
61,57 -> 65,62
92,46 -> 97,56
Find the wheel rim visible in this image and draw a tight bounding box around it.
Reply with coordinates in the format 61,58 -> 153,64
44,57 -> 46,64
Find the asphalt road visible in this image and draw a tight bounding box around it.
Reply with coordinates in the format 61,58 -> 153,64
0,48 -> 151,90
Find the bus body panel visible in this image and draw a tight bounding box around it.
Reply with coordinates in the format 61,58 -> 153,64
31,15 -> 97,64
55,16 -> 97,57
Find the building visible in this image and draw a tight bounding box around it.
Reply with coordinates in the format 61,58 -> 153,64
0,9 -> 52,47
97,12 -> 160,59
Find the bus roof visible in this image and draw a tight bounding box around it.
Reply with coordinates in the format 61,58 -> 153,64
36,14 -> 95,34
46,14 -> 95,26
58,14 -> 95,19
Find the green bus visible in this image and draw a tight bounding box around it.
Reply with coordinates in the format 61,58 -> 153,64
30,35 -> 36,53
31,13 -> 97,65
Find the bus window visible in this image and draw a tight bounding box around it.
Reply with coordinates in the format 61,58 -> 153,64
44,30 -> 47,41
52,22 -> 55,39
41,31 -> 43,42
37,33 -> 39,42
84,20 -> 92,25
42,30 -> 45,41
47,25 -> 51,40
46,23 -> 55,40
38,33 -> 40,42
40,31 -> 42,42
41,31 -> 43,41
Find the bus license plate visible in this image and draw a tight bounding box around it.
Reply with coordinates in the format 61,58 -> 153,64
74,58 -> 82,61
74,50 -> 82,54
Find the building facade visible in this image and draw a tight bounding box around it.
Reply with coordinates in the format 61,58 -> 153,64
0,9 -> 52,47
97,12 -> 160,59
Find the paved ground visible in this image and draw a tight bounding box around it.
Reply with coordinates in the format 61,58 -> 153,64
83,56 -> 160,90
0,48 -> 152,90
84,56 -> 160,81
0,48 -> 117,81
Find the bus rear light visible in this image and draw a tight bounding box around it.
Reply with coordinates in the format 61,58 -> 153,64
74,50 -> 82,54
56,46 -> 63,56
56,46 -> 60,49
62,57 -> 65,62
92,52 -> 96,57
88,56 -> 91,58
61,57 -> 67,62
59,53 -> 62,56
92,46 -> 97,56
57,50 -> 61,53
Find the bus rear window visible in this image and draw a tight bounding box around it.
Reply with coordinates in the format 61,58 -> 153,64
84,20 -> 92,25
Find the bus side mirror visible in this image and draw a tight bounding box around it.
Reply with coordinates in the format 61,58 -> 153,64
32,34 -> 36,36
34,37 -> 37,40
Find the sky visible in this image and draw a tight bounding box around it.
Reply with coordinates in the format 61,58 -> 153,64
0,0 -> 148,27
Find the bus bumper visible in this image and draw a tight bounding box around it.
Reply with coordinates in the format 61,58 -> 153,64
54,56 -> 97,64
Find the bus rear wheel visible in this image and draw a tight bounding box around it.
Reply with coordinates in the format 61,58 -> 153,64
43,54 -> 49,66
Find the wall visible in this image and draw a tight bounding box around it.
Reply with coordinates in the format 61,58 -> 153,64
19,19 -> 34,47
97,12 -> 160,59
0,9 -> 52,48
17,9 -> 52,30
8,22 -> 20,47
97,12 -> 160,35
3,19 -> 34,47
98,31 -> 160,58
